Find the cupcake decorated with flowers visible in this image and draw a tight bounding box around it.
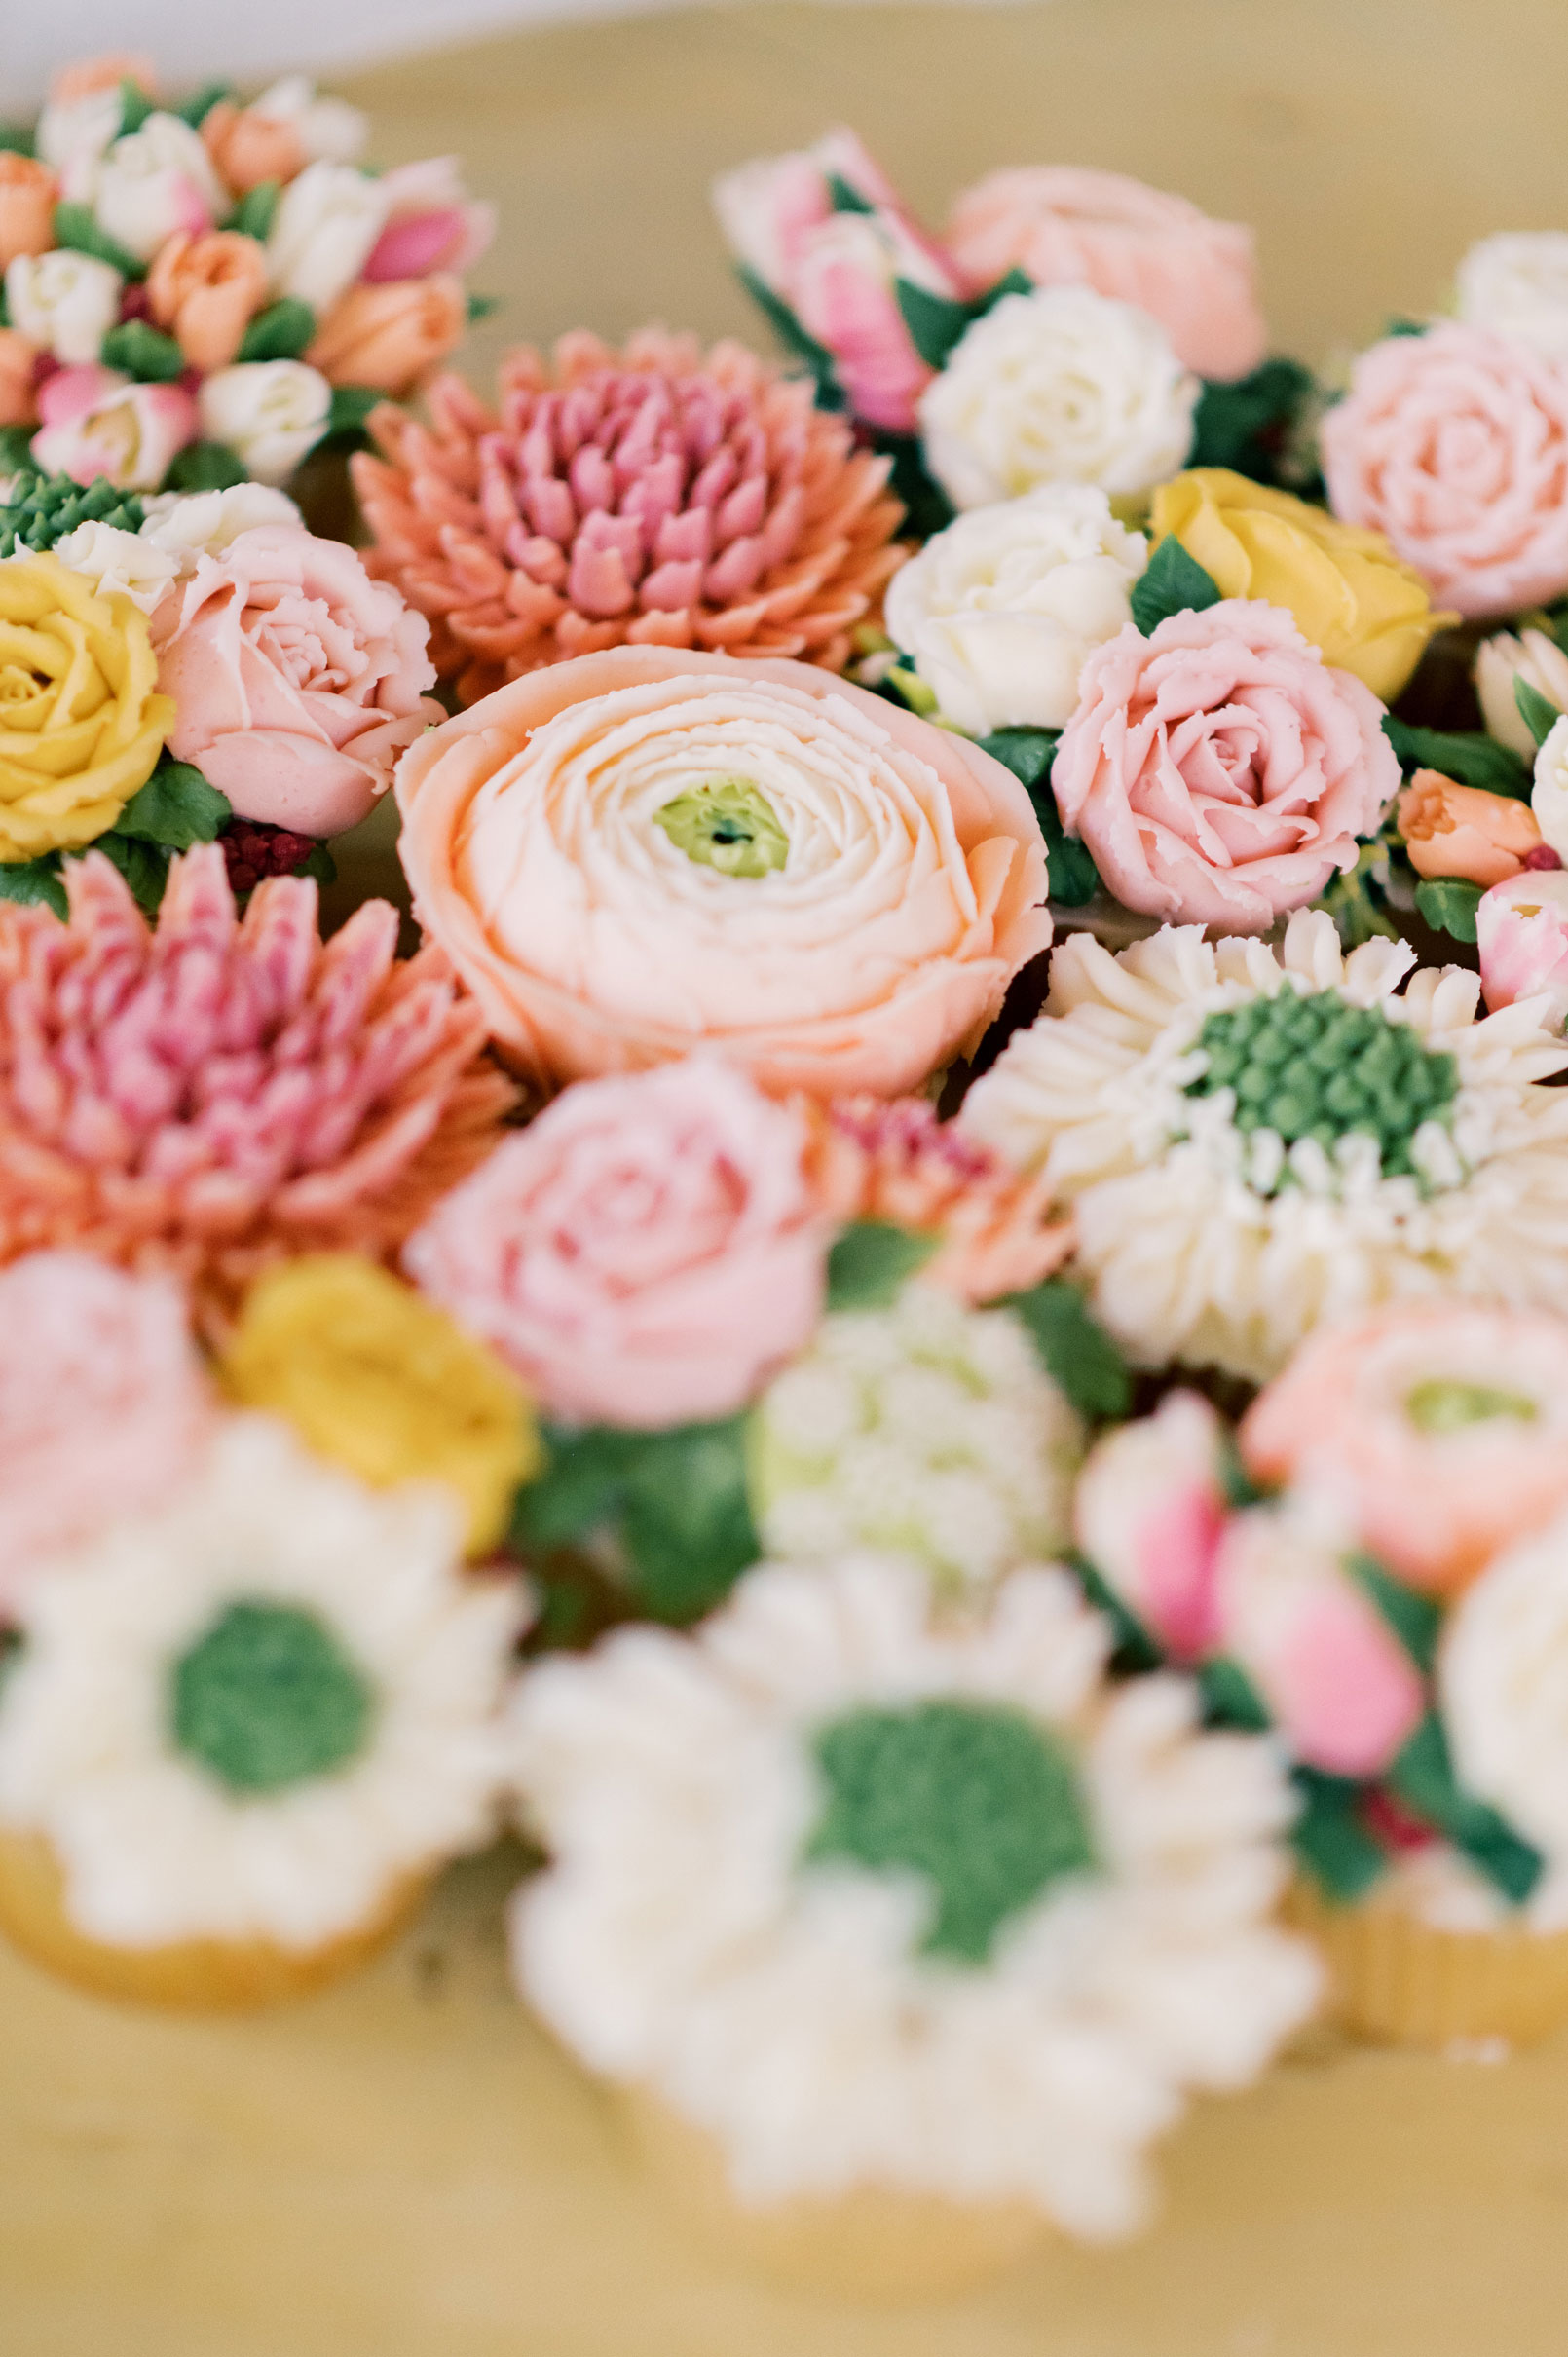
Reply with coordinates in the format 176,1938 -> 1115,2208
506,1552 -> 1319,2294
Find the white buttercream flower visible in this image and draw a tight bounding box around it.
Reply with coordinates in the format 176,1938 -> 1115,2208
0,1417 -> 523,1953
1475,627 -> 1568,763
51,519 -> 183,614
1457,233 -> 1568,364
35,87 -> 124,199
1531,713 -> 1568,862
266,160 -> 390,315
1441,1508 -> 1568,1871
508,1553 -> 1317,2236
249,74 -> 369,166
959,911 -> 1568,1382
883,486 -> 1148,734
198,361 -> 332,487
918,287 -> 1200,510
87,112 -> 225,265
750,1283 -> 1083,1593
3,249 -> 122,365
138,481 -> 303,560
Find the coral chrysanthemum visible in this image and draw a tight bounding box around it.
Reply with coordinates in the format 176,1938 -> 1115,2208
353,329 -> 909,705
0,845 -> 515,1321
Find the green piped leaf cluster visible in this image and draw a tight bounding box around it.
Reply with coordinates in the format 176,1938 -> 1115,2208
0,758 -> 232,922
0,471 -> 145,557
1188,356 -> 1318,488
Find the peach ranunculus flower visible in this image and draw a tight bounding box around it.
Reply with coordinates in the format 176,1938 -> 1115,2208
1052,599 -> 1400,933
1240,1303 -> 1568,1596
0,155 -> 58,272
394,645 -> 1052,1099
404,1058 -> 831,1430
153,523 -> 442,838
306,276 -> 466,393
1397,768 -> 1543,887
944,165 -> 1266,385
1322,324 -> 1568,620
200,99 -> 308,197
146,229 -> 270,373
0,329 -> 37,428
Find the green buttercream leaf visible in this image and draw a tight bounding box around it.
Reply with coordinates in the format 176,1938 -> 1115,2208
174,81 -> 233,130
1388,1715 -> 1545,1905
1347,1553 -> 1441,1675
170,1600 -> 374,1796
466,292 -> 501,322
162,439 -> 247,494
1130,535 -> 1223,636
1198,1655 -> 1273,1732
228,181 -> 280,243
327,384 -> 384,442
1385,317 -> 1430,338
89,831 -> 169,914
825,173 -> 876,216
1414,877 -> 1484,945
1382,715 -> 1532,800
871,430 -> 952,538
117,78 -> 158,136
1002,1279 -> 1130,1419
115,761 -> 231,850
977,727 -> 1057,794
733,264 -> 844,410
238,297 -> 317,364
292,842 -> 337,886
1513,673 -> 1561,751
1067,1552 -> 1164,1673
0,857 -> 66,918
0,125 -> 36,159
100,318 -> 185,383
1189,356 -> 1317,483
894,279 -> 973,372
976,730 -> 1098,903
970,266 -> 1033,314
512,1419 -> 760,1625
53,202 -> 144,280
825,1220 -> 940,1313
1290,1767 -> 1391,1902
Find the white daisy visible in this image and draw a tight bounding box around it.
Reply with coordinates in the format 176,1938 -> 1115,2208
959,910 -> 1568,1381
0,1417 -> 525,1952
507,1553 -> 1319,2241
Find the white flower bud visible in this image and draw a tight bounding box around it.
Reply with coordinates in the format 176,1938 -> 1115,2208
1457,233 -> 1568,364
88,113 -> 225,265
249,75 -> 369,166
266,161 -> 390,315
139,482 -> 303,559
4,249 -> 122,365
1475,627 -> 1568,763
51,520 -> 183,615
197,361 -> 332,487
1532,713 -> 1568,861
35,87 -> 124,199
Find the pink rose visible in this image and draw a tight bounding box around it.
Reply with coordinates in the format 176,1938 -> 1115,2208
944,166 -> 1266,384
1216,1509 -> 1425,1778
1073,1390 -> 1229,1661
1053,600 -> 1400,932
1241,1303 -> 1568,1596
1321,325 -> 1568,619
1477,869 -> 1568,1028
30,363 -> 197,492
153,524 -> 441,836
403,1059 -> 829,1430
362,156 -> 496,282
0,1253 -> 213,1606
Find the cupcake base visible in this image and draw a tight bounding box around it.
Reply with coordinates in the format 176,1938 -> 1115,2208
0,1828 -> 427,2011
618,2083 -> 1051,2301
1288,1878 -> 1568,2048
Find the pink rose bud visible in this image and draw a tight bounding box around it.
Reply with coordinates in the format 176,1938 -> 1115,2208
363,157 -> 496,281
31,364 -> 197,491
1074,1390 -> 1229,1660
1477,869 -> 1568,1028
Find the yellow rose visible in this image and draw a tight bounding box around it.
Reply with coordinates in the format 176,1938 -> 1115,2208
1149,468 -> 1455,704
219,1254 -> 541,1558
0,551 -> 174,862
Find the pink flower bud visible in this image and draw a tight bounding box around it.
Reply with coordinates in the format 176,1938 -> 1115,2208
1476,869 -> 1568,1028
32,364 -> 197,491
1074,1391 -> 1229,1660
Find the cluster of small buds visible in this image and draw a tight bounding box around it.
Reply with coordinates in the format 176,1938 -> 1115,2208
219,819 -> 323,896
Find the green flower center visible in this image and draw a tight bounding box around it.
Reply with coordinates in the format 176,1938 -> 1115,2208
1405,1379 -> 1540,1434
0,470 -> 146,558
801,1699 -> 1098,1966
169,1600 -> 374,1797
654,777 -> 789,877
1185,991 -> 1457,1183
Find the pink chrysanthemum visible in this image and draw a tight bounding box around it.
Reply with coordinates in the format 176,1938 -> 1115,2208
353,328 -> 908,705
0,845 -> 515,1323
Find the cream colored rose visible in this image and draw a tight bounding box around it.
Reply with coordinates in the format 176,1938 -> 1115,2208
266,161 -> 389,314
1457,233 -> 1568,364
918,286 -> 1200,510
52,520 -> 183,615
4,248 -> 121,364
1441,1510 -> 1568,1865
139,482 -> 303,559
884,485 -> 1147,734
197,361 -> 332,486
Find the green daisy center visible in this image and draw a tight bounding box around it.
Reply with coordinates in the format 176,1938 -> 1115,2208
169,1600 -> 375,1797
1405,1379 -> 1540,1435
801,1699 -> 1098,1967
1185,991 -> 1457,1182
653,776 -> 789,878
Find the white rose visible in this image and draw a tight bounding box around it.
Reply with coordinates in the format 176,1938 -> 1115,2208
197,362 -> 332,487
3,249 -> 122,365
883,485 -> 1148,733
139,482 -> 303,558
35,87 -> 125,200
88,113 -> 225,266
1476,627 -> 1568,762
51,520 -> 183,615
249,75 -> 369,166
1532,713 -> 1568,861
917,286 -> 1200,509
1440,1510 -> 1568,1864
266,162 -> 390,315
1456,233 -> 1568,364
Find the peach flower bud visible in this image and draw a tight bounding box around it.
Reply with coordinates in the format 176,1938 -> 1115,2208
0,328 -> 38,429
306,275 -> 466,393
1074,1390 -> 1229,1661
146,229 -> 270,373
50,53 -> 155,104
200,100 -> 308,197
0,155 -> 58,272
1477,870 -> 1568,1028
1397,767 -> 1542,886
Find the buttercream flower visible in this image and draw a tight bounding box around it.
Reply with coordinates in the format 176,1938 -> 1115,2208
245,75 -> 368,168
219,1255 -> 540,1558
139,480 -> 302,559
1441,1510 -> 1568,1868
1456,233 -> 1568,364
266,160 -> 390,316
0,846 -> 515,1319
146,230 -> 271,374
393,645 -> 1051,1098
0,332 -> 38,430
713,129 -> 963,434
1073,1390 -> 1228,1661
944,167 -> 1266,385
1052,600 -> 1399,933
958,912 -> 1568,1382
799,1093 -> 1073,1303
0,1253 -> 212,1606
151,522 -> 440,835
30,365 -> 198,493
307,276 -> 466,393
35,62 -> 144,196
1531,714 -> 1568,863
0,1416 -> 522,1953
749,1284 -> 1082,1593
1475,627 -> 1568,762
509,1553 -> 1318,2237
1477,871 -> 1568,1028
405,1058 -> 828,1430
1241,1303 -> 1568,1595
1214,1505 -> 1425,1778
197,361 -> 332,488
51,518 -> 183,614
1398,768 -> 1542,886
918,287 -> 1199,510
199,101 -> 307,197
354,330 -> 907,704
1150,469 -> 1450,705
4,249 -> 122,366
1321,325 -> 1568,619
0,155 -> 58,273
0,550 -> 170,859
49,52 -> 155,105
362,157 -> 496,283
883,486 -> 1147,735
86,112 -> 225,266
